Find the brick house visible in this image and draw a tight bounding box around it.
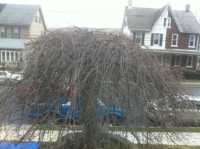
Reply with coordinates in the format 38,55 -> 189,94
122,4 -> 200,70
0,4 -> 46,70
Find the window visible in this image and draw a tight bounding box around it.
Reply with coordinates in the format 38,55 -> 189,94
188,34 -> 196,48
6,28 -> 12,38
151,33 -> 163,46
153,34 -> 160,45
12,27 -> 20,38
186,56 -> 193,67
168,17 -> 171,28
0,27 -> 6,38
134,32 -> 144,45
35,11 -> 40,23
164,18 -> 167,27
171,33 -> 179,47
6,27 -> 20,38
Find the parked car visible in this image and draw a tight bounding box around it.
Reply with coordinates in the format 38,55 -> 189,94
0,71 -> 23,83
10,73 -> 23,81
0,71 -> 12,82
28,96 -> 126,124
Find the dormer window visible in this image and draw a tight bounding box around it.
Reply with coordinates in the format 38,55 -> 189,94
35,16 -> 40,23
168,17 -> 171,28
164,18 -> 167,27
188,34 -> 196,48
35,11 -> 41,23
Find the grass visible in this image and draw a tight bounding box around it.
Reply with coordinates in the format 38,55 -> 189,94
36,124 -> 200,133
131,144 -> 200,149
40,143 -> 200,149
109,126 -> 200,133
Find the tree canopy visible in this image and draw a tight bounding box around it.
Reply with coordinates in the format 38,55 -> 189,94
0,28 -> 187,149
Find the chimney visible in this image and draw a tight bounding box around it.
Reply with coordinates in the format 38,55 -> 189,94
128,0 -> 132,8
185,4 -> 190,12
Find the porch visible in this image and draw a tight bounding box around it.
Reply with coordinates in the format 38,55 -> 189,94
0,38 -> 25,70
157,54 -> 198,70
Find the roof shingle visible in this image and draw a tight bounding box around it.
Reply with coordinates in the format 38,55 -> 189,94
172,10 -> 200,34
0,4 -> 40,26
126,7 -> 160,31
0,38 -> 25,49
126,5 -> 200,34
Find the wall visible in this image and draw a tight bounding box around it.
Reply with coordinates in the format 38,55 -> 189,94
166,12 -> 198,50
145,6 -> 168,49
20,26 -> 30,39
29,9 -> 46,39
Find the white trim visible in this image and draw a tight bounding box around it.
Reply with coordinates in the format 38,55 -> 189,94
152,33 -> 162,46
171,33 -> 179,47
188,34 -> 196,48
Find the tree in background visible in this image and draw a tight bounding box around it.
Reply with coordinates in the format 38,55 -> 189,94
0,28 -> 188,149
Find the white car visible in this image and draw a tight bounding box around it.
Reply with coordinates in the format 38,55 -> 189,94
0,71 -> 12,82
10,73 -> 23,81
0,71 -> 23,82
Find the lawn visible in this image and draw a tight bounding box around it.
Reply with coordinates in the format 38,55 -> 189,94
110,126 -> 200,133
131,144 -> 200,149
40,143 -> 200,149
37,124 -> 200,133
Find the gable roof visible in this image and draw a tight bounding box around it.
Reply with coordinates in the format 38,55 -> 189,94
126,7 -> 161,31
125,5 -> 200,34
0,4 -> 41,26
172,10 -> 200,34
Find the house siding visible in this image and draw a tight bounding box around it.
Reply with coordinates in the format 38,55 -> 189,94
166,13 -> 199,50
29,10 -> 46,39
147,7 -> 168,49
0,7 -> 46,70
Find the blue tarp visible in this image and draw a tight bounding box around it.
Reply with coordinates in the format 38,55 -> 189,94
0,142 -> 39,149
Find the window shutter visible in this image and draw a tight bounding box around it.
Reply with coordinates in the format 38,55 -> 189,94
160,34 -> 163,46
142,33 -> 145,45
151,34 -> 154,46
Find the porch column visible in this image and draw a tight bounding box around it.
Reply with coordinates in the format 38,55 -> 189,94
13,51 -> 16,63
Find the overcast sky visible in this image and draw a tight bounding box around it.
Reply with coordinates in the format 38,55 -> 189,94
0,0 -> 200,28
